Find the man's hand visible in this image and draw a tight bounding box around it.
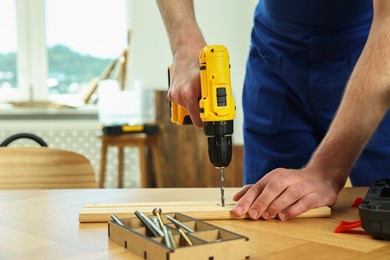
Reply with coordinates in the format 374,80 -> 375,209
168,45 -> 205,128
232,167 -> 344,220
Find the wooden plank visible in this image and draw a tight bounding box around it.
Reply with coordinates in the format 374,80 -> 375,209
79,201 -> 330,223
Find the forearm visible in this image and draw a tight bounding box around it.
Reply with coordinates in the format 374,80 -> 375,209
156,0 -> 206,127
308,2 -> 390,185
156,0 -> 206,58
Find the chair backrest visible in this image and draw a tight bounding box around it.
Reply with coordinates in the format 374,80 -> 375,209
0,147 -> 97,189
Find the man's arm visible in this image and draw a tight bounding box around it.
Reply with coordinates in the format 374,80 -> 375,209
233,0 -> 390,220
156,0 -> 206,127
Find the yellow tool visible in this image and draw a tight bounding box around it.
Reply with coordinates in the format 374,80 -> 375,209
168,45 -> 236,207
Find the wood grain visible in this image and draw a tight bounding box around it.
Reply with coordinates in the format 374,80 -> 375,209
79,201 -> 330,223
2,187 -> 390,259
0,147 -> 97,189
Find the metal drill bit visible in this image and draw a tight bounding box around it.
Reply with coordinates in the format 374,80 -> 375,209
166,215 -> 194,233
167,229 -> 177,249
162,225 -> 172,249
220,167 -> 225,207
151,217 -> 161,230
178,228 -> 193,246
134,211 -> 162,237
111,214 -> 125,227
139,212 -> 164,237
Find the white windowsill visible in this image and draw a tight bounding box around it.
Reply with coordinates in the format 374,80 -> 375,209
0,103 -> 98,120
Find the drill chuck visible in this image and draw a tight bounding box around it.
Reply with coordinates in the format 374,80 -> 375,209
203,120 -> 234,136
204,120 -> 233,168
207,136 -> 232,168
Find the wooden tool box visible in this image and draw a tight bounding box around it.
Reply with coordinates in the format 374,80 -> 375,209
108,212 -> 250,259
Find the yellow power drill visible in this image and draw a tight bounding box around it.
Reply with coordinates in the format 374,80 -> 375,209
168,45 -> 236,207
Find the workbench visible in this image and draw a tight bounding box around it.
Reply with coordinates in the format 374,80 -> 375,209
1,187 -> 389,259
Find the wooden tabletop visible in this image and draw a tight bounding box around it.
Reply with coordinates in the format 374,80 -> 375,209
1,187 -> 389,259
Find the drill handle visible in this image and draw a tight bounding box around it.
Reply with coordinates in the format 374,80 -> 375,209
167,66 -> 193,125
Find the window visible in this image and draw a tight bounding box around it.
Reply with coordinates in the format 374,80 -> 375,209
46,0 -> 128,104
0,0 -> 18,98
0,0 -> 128,105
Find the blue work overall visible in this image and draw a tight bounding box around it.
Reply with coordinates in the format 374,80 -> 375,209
243,0 -> 390,186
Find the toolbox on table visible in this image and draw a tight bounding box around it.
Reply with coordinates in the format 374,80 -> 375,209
102,123 -> 160,135
108,212 -> 250,259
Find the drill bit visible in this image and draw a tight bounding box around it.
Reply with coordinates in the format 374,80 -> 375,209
220,167 -> 225,207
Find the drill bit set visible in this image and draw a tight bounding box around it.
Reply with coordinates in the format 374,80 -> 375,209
108,208 -> 249,259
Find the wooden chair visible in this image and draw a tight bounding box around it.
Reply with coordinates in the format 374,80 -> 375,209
0,147 -> 97,189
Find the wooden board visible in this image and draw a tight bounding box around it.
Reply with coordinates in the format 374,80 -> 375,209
79,201 -> 330,223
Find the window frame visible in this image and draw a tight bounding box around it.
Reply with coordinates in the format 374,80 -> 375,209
16,0 -> 47,101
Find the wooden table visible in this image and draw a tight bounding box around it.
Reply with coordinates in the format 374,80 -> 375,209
1,187 -> 389,259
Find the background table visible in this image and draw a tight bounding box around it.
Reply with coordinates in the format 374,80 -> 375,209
1,187 -> 389,259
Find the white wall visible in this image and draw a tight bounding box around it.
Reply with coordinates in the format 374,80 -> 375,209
127,0 -> 258,144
